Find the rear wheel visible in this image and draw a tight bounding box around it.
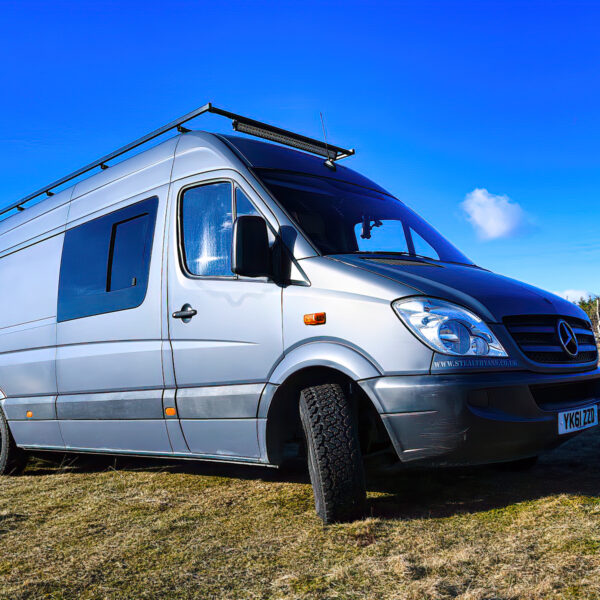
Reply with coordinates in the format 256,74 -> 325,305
0,409 -> 28,476
299,383 -> 366,524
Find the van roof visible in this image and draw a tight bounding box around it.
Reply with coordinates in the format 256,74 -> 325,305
217,134 -> 389,195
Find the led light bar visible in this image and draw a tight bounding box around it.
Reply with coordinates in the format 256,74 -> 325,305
233,120 -> 335,159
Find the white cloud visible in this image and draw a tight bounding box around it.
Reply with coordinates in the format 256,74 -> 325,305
552,289 -> 593,303
461,188 -> 529,240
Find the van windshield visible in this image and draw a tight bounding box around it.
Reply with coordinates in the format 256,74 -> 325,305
256,170 -> 474,265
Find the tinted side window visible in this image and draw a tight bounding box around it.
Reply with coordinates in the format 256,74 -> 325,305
410,228 -> 440,261
108,214 -> 150,291
181,182 -> 233,277
58,197 -> 158,322
235,187 -> 259,218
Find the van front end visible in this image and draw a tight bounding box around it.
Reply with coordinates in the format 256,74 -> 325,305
251,157 -> 599,482
357,296 -> 600,468
361,367 -> 600,467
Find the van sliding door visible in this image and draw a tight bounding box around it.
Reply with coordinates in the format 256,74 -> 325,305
55,194 -> 171,454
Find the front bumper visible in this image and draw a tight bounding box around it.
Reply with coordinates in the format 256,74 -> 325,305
359,367 -> 600,466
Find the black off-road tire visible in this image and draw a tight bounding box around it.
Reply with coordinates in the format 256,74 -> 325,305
0,409 -> 28,476
299,383 -> 366,524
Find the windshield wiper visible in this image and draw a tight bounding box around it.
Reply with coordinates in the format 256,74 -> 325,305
350,251 -> 431,260
347,250 -> 480,268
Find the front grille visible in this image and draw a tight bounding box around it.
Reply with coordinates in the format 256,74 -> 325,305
530,379 -> 600,411
504,315 -> 598,365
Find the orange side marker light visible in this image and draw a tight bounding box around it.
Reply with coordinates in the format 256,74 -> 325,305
26,411 -> 33,419
304,312 -> 326,326
165,407 -> 177,417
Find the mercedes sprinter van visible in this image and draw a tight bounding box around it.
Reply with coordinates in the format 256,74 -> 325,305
1,105 -> 598,523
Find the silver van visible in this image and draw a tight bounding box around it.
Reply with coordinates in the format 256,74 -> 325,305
1,104 -> 598,523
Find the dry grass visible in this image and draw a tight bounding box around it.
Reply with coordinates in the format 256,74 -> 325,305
1,429 -> 600,600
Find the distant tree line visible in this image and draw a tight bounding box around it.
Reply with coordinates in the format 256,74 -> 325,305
578,296 -> 600,338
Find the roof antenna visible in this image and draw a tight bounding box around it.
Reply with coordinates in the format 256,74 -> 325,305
320,112 -> 336,170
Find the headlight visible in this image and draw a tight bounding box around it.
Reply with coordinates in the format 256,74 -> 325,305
392,297 -> 508,357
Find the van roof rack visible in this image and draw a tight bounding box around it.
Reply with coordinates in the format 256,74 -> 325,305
1,102 -> 355,218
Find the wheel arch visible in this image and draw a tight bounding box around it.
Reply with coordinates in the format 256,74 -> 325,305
267,341 -> 382,385
261,347 -> 392,466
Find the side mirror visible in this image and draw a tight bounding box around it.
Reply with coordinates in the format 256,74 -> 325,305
232,215 -> 271,278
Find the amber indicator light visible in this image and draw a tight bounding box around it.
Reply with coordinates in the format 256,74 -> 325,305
304,312 -> 326,326
165,407 -> 177,417
26,411 -> 33,419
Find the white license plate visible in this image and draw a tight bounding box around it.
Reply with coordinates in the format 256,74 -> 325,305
558,405 -> 598,435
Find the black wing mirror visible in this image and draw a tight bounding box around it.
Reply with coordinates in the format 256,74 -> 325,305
232,215 -> 271,278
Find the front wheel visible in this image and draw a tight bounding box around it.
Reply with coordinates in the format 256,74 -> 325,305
299,383 -> 366,524
0,409 -> 28,476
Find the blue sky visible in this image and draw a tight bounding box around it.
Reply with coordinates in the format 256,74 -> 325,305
1,1 -> 598,299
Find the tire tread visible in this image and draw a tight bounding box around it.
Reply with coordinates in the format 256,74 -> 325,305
300,383 -> 366,523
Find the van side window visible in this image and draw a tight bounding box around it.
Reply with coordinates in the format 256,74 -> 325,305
236,186 -> 278,248
410,228 -> 440,261
57,197 -> 158,322
108,214 -> 150,291
181,182 -> 233,277
180,183 -> 265,278
235,187 -> 259,218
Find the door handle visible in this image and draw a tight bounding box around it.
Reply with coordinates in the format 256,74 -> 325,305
172,303 -> 197,323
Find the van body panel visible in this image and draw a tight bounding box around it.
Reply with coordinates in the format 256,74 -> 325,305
0,318 -> 55,354
0,221 -> 67,260
68,168 -> 171,227
161,342 -> 176,389
282,257 -> 433,376
162,389 -> 190,453
171,136 -> 234,182
0,347 -> 56,398
0,189 -> 71,255
335,255 -> 584,322
58,420 -> 171,453
8,420 -> 64,448
56,340 -> 164,394
2,396 -> 56,420
69,137 -> 179,206
166,419 -> 190,453
166,267 -> 285,392
0,321 -> 57,397
56,390 -> 164,420
179,419 -> 261,458
0,233 -> 64,398
176,384 -> 265,419
267,343 -> 381,386
0,234 -> 63,331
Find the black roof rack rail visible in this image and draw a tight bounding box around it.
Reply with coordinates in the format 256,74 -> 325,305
0,102 -> 355,219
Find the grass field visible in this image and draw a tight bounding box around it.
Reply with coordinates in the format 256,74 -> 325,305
1,428 -> 599,600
